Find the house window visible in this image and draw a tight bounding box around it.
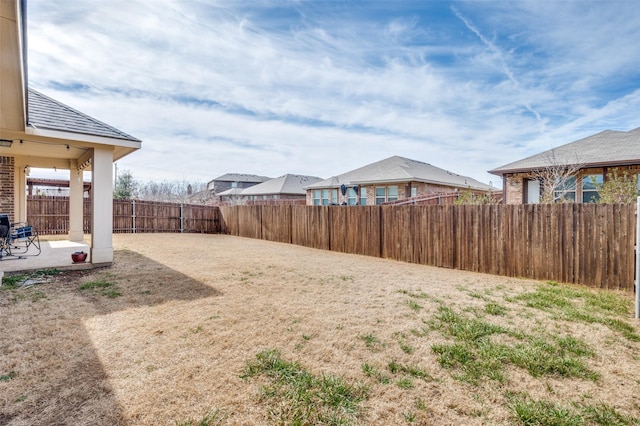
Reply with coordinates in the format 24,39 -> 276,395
321,189 -> 329,206
387,186 -> 399,202
411,187 -> 417,198
231,182 -> 237,188
360,187 -> 367,206
375,187 -> 386,205
582,175 -> 602,203
347,188 -> 357,205
553,176 -> 576,202
526,179 -> 541,204
313,190 -> 321,206
331,189 -> 338,205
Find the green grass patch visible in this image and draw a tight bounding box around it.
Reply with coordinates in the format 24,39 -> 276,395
396,377 -> 414,389
399,340 -> 414,354
509,394 -> 640,426
403,410 -> 417,423
581,403 -> 640,426
507,335 -> 598,380
388,361 -> 432,381
431,306 -> 507,341
515,282 -> 638,341
407,300 -> 423,312
79,279 -> 122,298
485,302 -> 508,316
2,269 -> 61,290
34,268 -> 61,277
415,398 -> 428,411
1,274 -> 28,289
0,371 -> 16,382
361,362 -> 390,384
510,397 -> 583,425
242,349 -> 368,425
429,306 -> 598,385
79,280 -> 113,291
359,333 -> 384,351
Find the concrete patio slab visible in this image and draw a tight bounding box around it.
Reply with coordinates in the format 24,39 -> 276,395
0,240 -> 94,273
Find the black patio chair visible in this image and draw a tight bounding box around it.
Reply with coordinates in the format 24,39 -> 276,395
0,214 -> 11,258
0,214 -> 41,260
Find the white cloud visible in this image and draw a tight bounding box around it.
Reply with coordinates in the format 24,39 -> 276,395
25,0 -> 640,188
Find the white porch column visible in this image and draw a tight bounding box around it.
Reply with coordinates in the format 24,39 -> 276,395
90,147 -> 114,264
68,159 -> 84,242
13,157 -> 27,223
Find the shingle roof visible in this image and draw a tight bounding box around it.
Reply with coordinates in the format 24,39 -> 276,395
241,174 -> 323,196
489,127 -> 640,175
217,187 -> 244,196
27,88 -> 140,142
211,173 -> 271,183
306,156 -> 493,191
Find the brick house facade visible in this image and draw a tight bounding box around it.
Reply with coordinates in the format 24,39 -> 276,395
305,180 -> 470,206
306,156 -> 493,206
502,166 -> 640,204
490,128 -> 640,204
0,156 -> 15,220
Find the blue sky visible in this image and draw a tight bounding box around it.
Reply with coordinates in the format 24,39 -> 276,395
26,0 -> 640,187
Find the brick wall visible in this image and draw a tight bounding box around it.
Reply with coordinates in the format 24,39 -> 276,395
504,166 -> 640,204
505,175 -> 524,204
0,156 -> 15,219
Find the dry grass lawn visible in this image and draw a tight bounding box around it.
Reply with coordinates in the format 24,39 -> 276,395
1,233 -> 639,425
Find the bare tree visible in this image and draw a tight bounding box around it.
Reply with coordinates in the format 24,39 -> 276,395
529,150 -> 583,203
111,170 -> 214,204
137,180 -> 213,204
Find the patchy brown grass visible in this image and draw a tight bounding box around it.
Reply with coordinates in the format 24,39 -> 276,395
1,233 -> 639,425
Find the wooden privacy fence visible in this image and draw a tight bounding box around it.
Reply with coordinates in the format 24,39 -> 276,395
26,197 -> 637,291
27,197 -> 220,234
219,204 -> 637,291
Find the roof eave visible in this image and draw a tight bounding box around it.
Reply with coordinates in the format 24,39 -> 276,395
489,158 -> 640,176
26,126 -> 142,147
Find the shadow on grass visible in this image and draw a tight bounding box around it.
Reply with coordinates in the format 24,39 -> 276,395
0,249 -> 222,425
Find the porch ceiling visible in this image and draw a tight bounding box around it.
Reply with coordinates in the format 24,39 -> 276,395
0,128 -> 139,170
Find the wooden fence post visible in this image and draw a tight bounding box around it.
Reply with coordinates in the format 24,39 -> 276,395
132,199 -> 136,234
180,203 -> 184,233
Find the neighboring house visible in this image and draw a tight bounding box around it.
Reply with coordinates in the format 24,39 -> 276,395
216,187 -> 245,203
217,174 -> 323,204
206,173 -> 271,195
236,174 -> 323,202
1,0 -> 141,264
305,155 -> 494,206
489,127 -> 640,204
